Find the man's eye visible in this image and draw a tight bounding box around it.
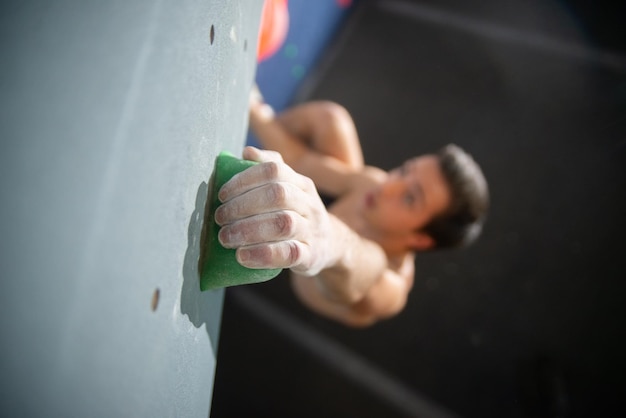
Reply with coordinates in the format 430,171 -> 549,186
404,193 -> 415,206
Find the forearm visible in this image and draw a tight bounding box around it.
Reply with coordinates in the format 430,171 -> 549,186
249,103 -> 356,196
249,102 -> 308,169
216,146 -> 408,326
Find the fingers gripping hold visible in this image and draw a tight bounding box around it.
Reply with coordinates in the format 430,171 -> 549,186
214,146 -> 333,275
218,160 -> 281,203
236,240 -> 310,270
218,211 -> 300,248
219,157 -> 311,203
215,182 -> 310,226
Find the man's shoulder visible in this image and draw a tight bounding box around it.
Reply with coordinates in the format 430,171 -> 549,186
362,165 -> 387,179
317,165 -> 385,200
350,166 -> 386,188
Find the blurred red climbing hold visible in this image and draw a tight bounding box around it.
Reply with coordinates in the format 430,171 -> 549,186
257,0 -> 289,62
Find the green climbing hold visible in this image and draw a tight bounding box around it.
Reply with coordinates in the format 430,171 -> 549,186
200,151 -> 282,291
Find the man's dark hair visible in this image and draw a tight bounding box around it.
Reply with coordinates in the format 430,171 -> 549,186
422,144 -> 489,248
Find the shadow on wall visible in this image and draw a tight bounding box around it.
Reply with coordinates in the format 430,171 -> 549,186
180,179 -> 224,353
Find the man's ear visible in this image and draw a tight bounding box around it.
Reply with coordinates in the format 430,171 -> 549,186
408,231 -> 435,251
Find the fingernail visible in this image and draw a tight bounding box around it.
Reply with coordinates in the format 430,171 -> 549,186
236,249 -> 263,269
218,228 -> 231,248
214,206 -> 224,225
219,227 -> 243,248
217,187 -> 226,202
236,248 -> 250,263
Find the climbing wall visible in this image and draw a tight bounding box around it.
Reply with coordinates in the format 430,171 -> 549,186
0,1 -> 262,417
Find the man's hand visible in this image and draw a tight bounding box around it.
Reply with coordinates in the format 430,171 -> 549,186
215,146 -> 337,276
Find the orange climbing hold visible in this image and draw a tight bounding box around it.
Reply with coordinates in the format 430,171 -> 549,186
257,0 -> 289,62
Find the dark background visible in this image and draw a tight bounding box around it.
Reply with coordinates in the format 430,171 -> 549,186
212,1 -> 626,417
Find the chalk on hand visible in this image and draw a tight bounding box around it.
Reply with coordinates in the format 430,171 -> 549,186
200,151 -> 282,291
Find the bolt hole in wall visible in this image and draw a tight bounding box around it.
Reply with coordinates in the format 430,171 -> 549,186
210,24 -> 215,45
151,288 -> 160,312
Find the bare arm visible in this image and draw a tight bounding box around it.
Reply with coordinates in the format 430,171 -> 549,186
249,100 -> 362,197
216,147 -> 412,326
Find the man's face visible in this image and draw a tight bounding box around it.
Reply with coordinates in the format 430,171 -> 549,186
363,155 -> 451,244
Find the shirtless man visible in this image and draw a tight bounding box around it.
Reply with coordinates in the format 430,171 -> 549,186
214,93 -> 489,327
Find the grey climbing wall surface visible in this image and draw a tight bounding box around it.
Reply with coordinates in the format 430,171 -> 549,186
0,1 -> 262,416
